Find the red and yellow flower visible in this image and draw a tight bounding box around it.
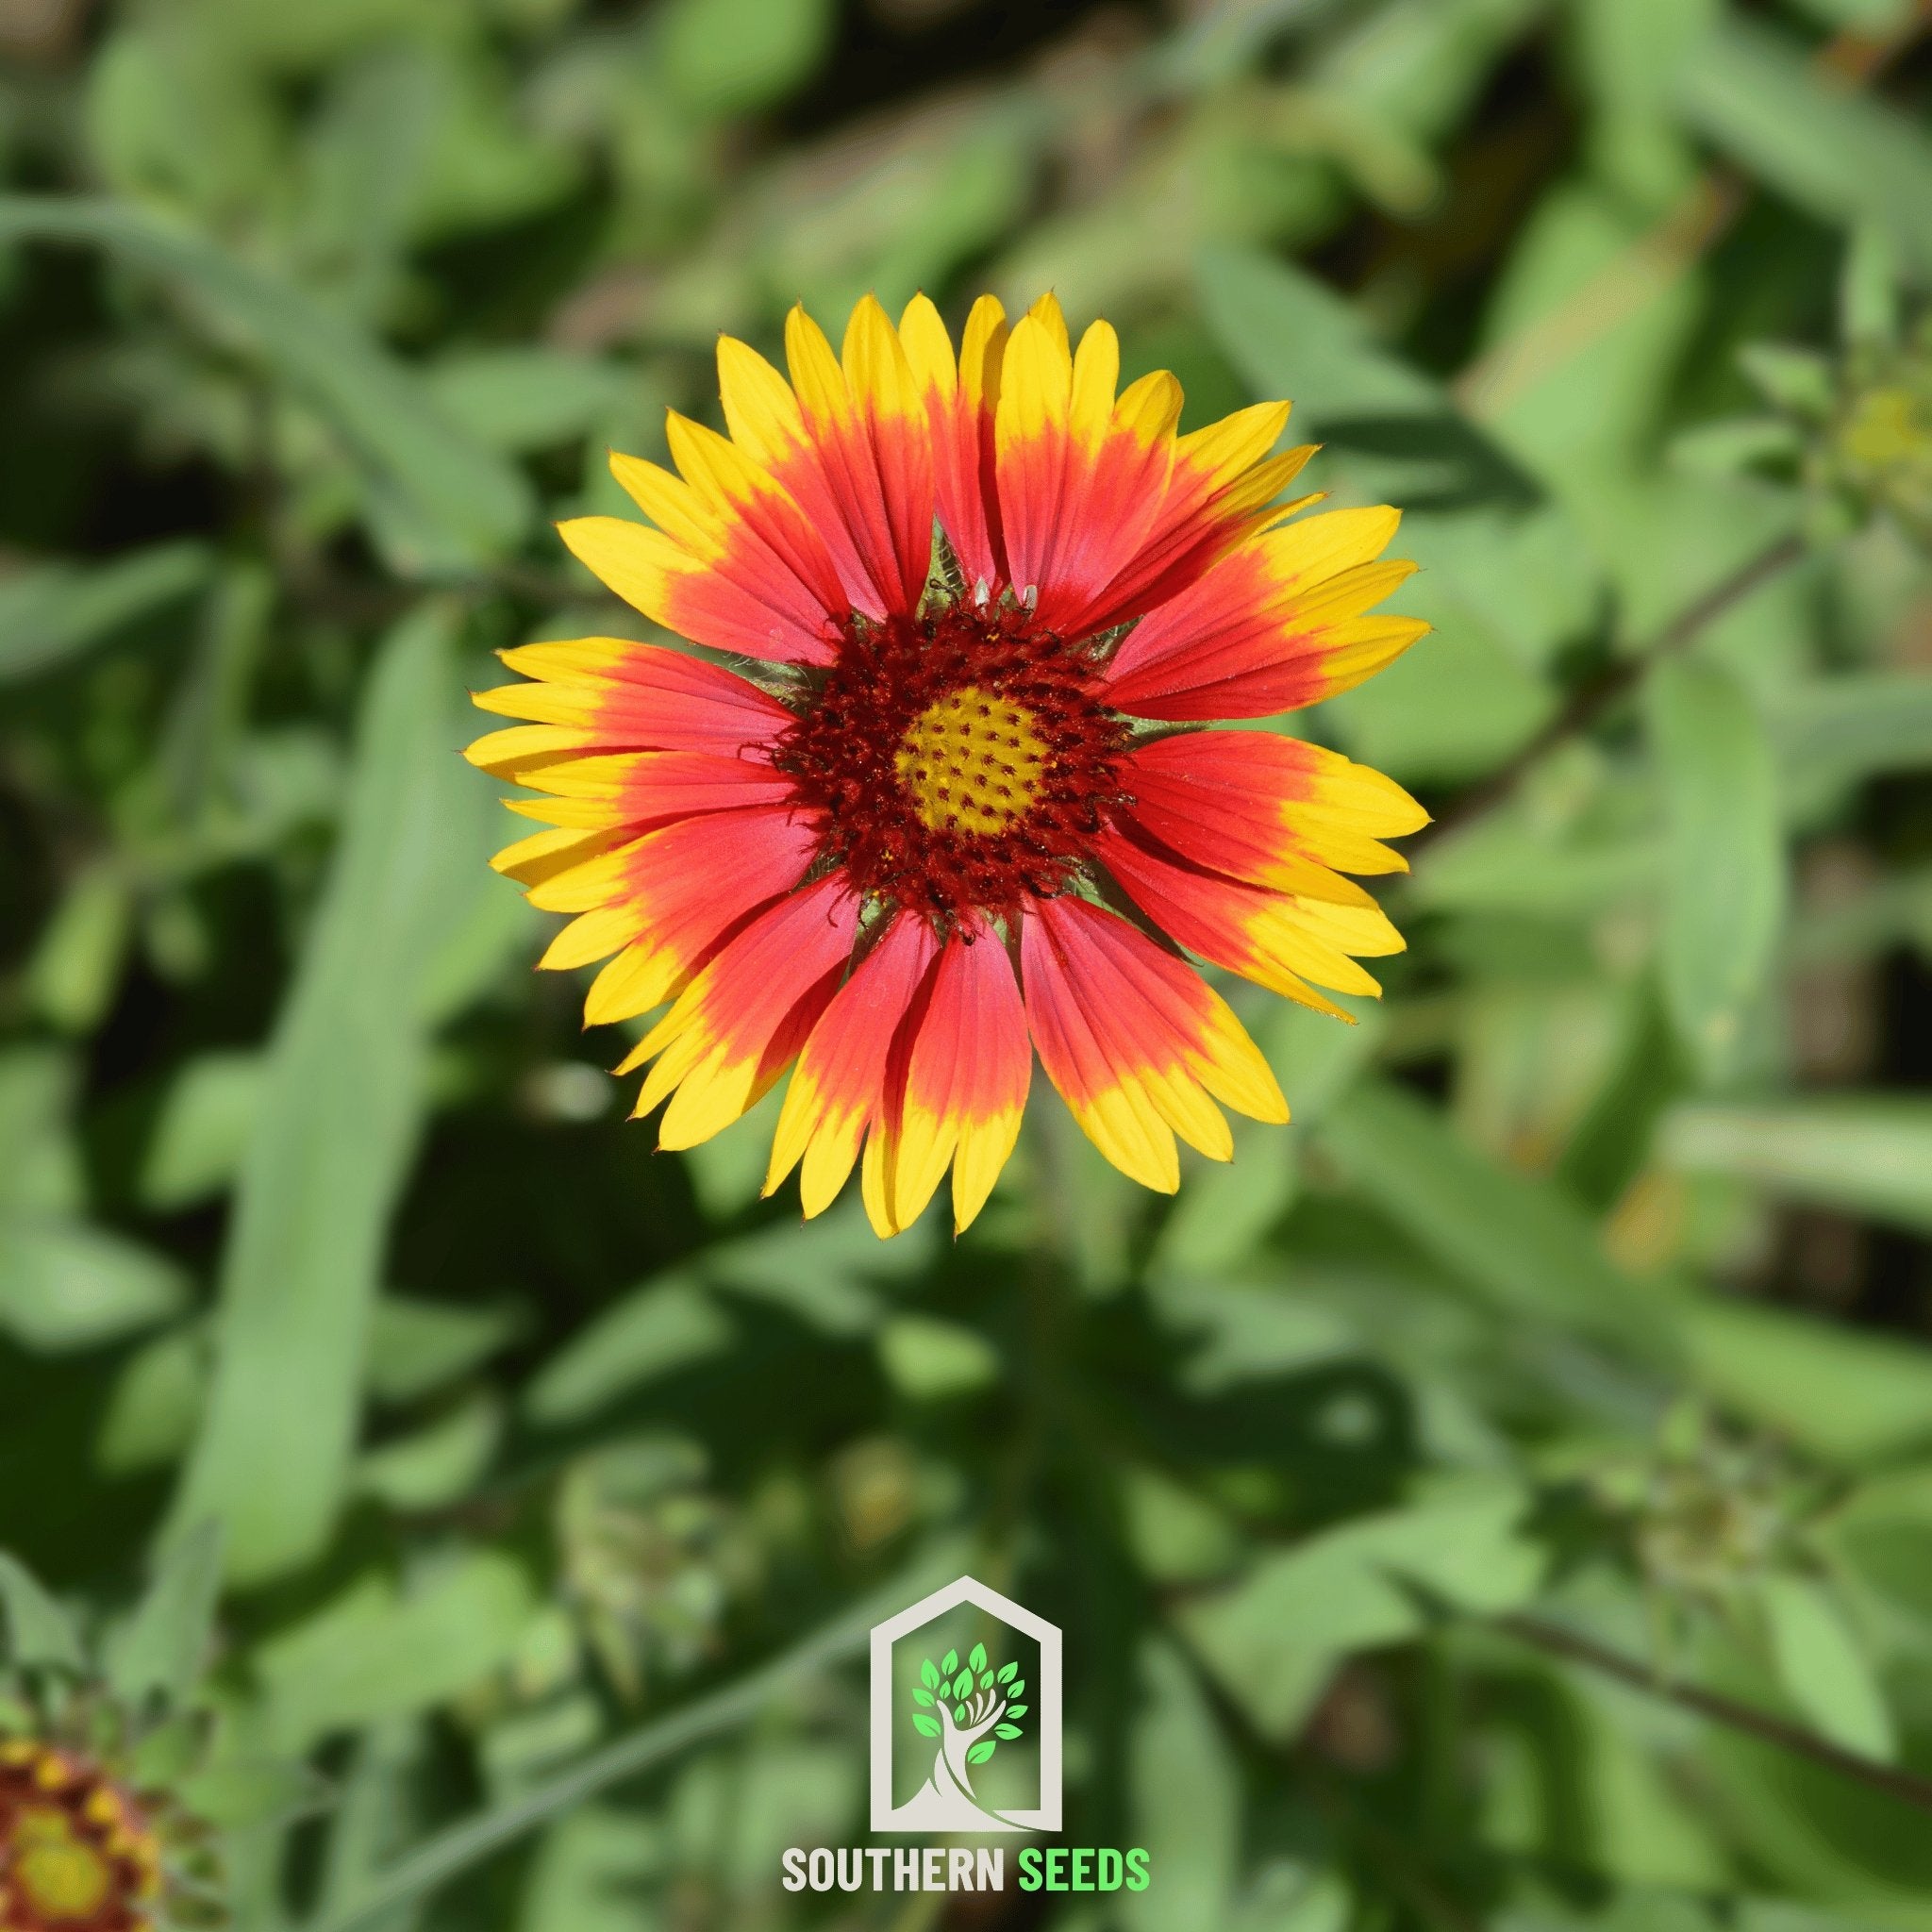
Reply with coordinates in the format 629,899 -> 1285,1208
0,1743 -> 163,1932
470,292 -> 1427,1236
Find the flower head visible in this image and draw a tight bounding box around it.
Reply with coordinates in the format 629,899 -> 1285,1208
0,1742 -> 164,1932
470,292 -> 1428,1236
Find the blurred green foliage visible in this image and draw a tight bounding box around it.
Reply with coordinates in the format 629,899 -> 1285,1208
3,0 -> 1932,1927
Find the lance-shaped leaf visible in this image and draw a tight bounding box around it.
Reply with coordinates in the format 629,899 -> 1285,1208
107,1519 -> 225,1710
1649,657 -> 1786,1078
166,605 -> 520,1583
0,198 -> 532,573
0,1553 -> 84,1672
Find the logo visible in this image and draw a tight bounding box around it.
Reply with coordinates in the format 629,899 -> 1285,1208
782,1575 -> 1149,1898
870,1574 -> 1061,1833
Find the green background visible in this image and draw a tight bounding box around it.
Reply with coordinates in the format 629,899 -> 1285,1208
4,0 -> 1932,1926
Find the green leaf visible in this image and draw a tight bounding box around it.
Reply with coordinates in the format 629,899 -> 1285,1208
952,1669 -> 974,1699
425,348 -> 631,455
921,1657 -> 941,1690
524,1278 -> 734,1427
356,1391 -> 501,1512
1124,1639 -> 1238,1932
910,1713 -> 941,1739
1005,1678 -> 1024,1700
0,1048 -> 82,1219
0,542 -> 208,685
1773,674 -> 1932,794
968,1641 -> 987,1673
1317,1078 -> 1673,1357
1841,222 -> 1901,346
0,1221 -> 187,1354
940,1648 -> 958,1675
253,1552 -> 536,1755
1197,242 -> 1447,426
966,1739 -> 996,1765
996,1660 -> 1017,1683
1660,1098 -> 1932,1236
364,1295 -> 518,1407
96,1324 -> 207,1475
166,604 -> 509,1584
1004,1704 -> 1027,1720
697,1208 -> 919,1336
0,198 -> 531,572
1677,15 -> 1932,280
106,1519 -> 224,1710
1649,658 -> 1786,1076
1759,1574 -> 1895,1762
0,1552 -> 85,1672
139,1051 -> 263,1210
658,0 -> 834,115
1679,1296 -> 1932,1464
911,1687 -> 933,1707
876,1314 -> 999,1400
1738,343 -> 1838,421
994,1723 -> 1022,1740
1122,1467 -> 1247,1583
1175,1477 -> 1544,1739
1667,415 -> 1806,478
516,1806 -> 666,1932
27,862 -> 133,1036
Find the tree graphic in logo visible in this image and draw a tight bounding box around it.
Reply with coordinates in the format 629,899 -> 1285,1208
908,1640 -> 1026,1827
869,1574 -> 1060,1833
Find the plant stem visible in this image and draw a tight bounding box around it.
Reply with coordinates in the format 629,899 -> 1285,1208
1495,1612 -> 1932,1815
1413,531 -> 1805,853
308,1562 -> 945,1932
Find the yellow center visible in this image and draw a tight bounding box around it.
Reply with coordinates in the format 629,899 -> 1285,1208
12,1809 -> 114,1921
894,687 -> 1051,837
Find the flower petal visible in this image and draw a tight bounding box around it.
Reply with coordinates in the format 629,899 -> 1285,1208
765,913 -> 941,1220
557,500 -> 840,667
525,805 -> 819,1026
1105,506 -> 1426,719
1119,732 -> 1427,889
507,749 -> 792,828
716,299 -> 936,620
994,309 -> 1181,636
620,875 -> 861,1150
1020,894 -> 1286,1192
1098,824 -> 1406,1016
900,291 -> 1008,593
475,638 -> 792,763
1080,402 -> 1317,631
861,918 -> 1031,1237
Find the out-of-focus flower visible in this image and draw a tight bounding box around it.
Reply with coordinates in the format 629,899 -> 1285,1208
1590,1407 -> 1796,1610
1710,307 -> 1932,549
556,1438 -> 758,1703
470,291 -> 1427,1235
0,1740 -> 166,1932
1829,334 -> 1932,544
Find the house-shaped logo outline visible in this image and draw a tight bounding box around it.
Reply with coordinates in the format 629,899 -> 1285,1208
869,1574 -> 1063,1833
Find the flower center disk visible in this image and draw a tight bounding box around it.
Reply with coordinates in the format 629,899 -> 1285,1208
893,687 -> 1050,836
776,602 -> 1129,921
